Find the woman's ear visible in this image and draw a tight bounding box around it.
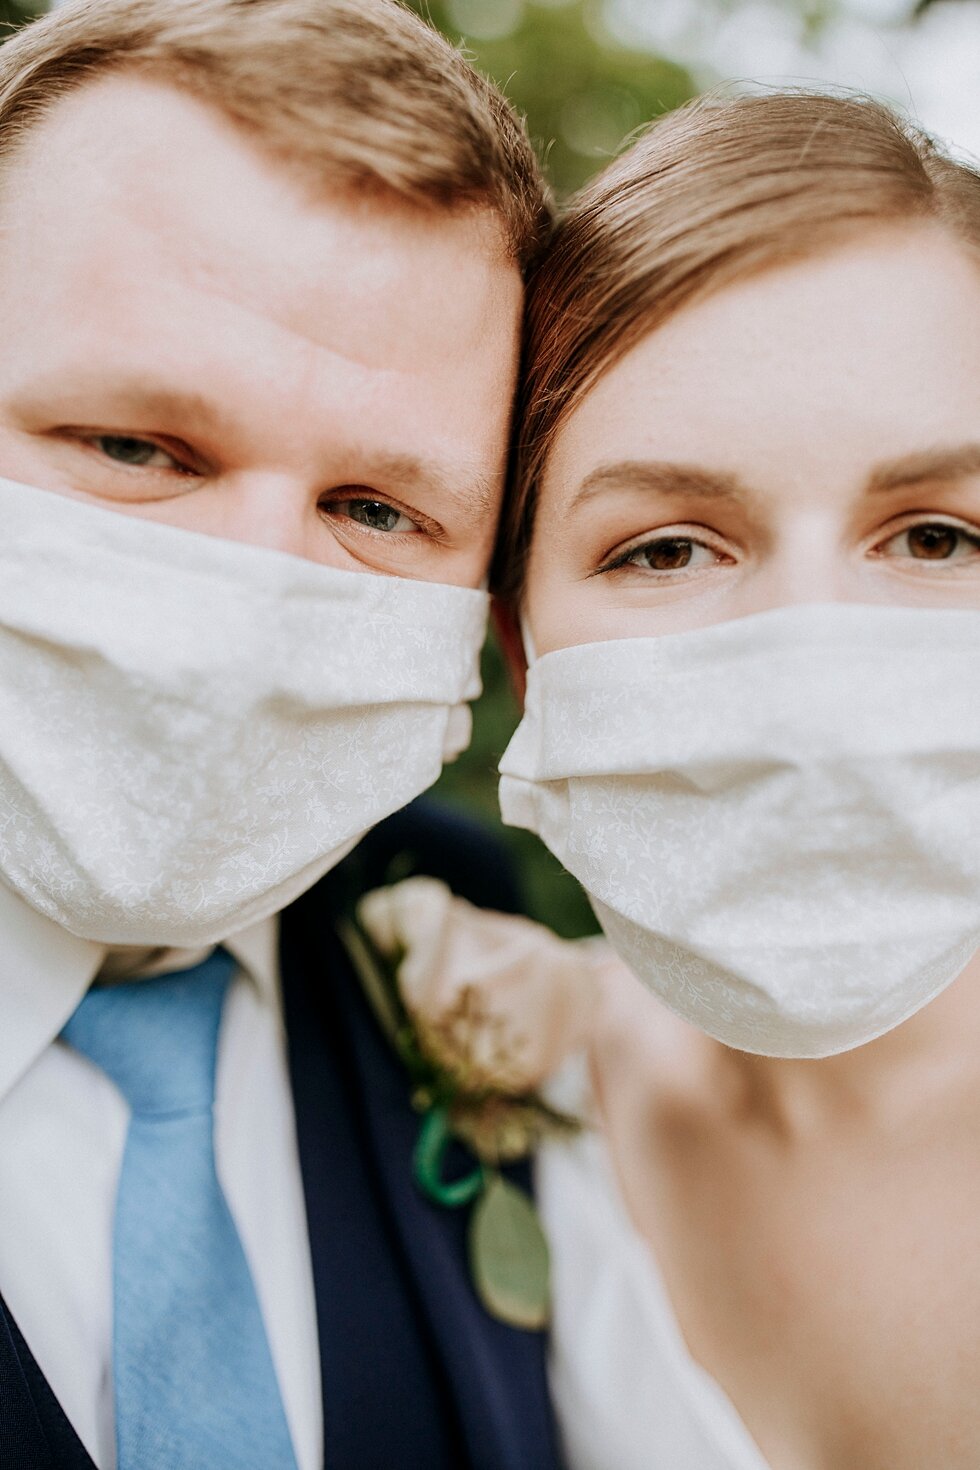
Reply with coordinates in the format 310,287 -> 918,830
491,597 -> 527,705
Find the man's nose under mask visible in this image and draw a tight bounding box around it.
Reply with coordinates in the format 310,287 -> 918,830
0,477 -> 488,946
500,602 -> 980,1058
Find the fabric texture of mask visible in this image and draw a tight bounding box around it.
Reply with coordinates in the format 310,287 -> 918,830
500,603 -> 980,1058
0,478 -> 487,946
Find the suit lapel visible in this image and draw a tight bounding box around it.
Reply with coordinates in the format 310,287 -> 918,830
282,890 -> 563,1470
0,1295 -> 96,1470
282,903 -> 468,1469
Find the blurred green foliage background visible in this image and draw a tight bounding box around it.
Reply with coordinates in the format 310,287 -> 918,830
406,0 -> 695,195
0,0 -> 42,30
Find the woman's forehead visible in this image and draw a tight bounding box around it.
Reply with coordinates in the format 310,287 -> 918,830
539,227 -> 980,517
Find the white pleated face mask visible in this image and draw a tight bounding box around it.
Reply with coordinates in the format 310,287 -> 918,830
0,478 -> 488,945
500,603 -> 980,1058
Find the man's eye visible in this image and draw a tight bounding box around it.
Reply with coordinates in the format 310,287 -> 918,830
877,521 -> 980,564
90,435 -> 185,471
330,498 -> 419,534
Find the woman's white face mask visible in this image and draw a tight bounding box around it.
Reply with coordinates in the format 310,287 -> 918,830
503,232 -> 980,1058
0,479 -> 488,946
502,603 -> 980,1057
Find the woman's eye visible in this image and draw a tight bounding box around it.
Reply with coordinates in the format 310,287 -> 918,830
608,536 -> 725,574
877,521 -> 980,564
89,435 -> 187,471
330,498 -> 419,535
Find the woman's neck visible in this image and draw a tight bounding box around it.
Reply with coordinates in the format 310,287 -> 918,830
721,947 -> 980,1139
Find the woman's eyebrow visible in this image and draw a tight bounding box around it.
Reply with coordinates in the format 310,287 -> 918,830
568,460 -> 746,509
868,443 -> 980,493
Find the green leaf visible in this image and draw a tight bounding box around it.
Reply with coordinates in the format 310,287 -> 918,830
468,1173 -> 550,1330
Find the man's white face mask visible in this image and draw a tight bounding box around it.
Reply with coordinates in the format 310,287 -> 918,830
0,478 -> 487,945
500,602 -> 980,1058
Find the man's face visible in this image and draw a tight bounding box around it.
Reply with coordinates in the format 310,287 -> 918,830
0,75 -> 523,585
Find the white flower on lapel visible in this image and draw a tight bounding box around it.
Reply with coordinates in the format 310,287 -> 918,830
357,876 -> 603,1095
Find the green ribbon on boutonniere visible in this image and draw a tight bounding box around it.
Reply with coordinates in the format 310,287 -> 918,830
337,901 -> 579,1332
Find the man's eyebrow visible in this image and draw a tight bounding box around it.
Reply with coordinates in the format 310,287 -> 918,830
113,387 -> 230,432
568,460 -> 747,510
362,451 -> 495,515
9,376 -> 233,435
868,444 -> 980,493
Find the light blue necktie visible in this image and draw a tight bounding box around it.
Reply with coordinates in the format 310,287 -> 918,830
61,948 -> 299,1470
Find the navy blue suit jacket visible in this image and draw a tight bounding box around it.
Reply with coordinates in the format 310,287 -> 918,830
0,802 -> 565,1469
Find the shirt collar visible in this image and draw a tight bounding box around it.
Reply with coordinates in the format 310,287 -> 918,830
224,916 -> 281,1012
0,880 -> 281,1106
0,878 -> 103,1105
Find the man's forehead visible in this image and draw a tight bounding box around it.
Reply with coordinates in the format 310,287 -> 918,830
5,71 -> 515,270
0,74 -> 521,383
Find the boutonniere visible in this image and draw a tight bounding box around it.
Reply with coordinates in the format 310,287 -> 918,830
338,876 -> 600,1331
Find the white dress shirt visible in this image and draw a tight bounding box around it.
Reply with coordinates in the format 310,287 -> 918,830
0,880 -> 322,1470
537,1059 -> 770,1470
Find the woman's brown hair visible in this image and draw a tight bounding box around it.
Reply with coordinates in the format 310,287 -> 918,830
495,90 -> 980,596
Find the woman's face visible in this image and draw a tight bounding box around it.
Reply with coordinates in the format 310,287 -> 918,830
523,228 -> 980,654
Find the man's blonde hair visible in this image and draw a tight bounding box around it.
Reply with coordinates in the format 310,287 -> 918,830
0,0 -> 550,268
496,90 -> 980,593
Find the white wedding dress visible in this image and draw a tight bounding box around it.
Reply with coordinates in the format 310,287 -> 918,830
536,1060 -> 772,1470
